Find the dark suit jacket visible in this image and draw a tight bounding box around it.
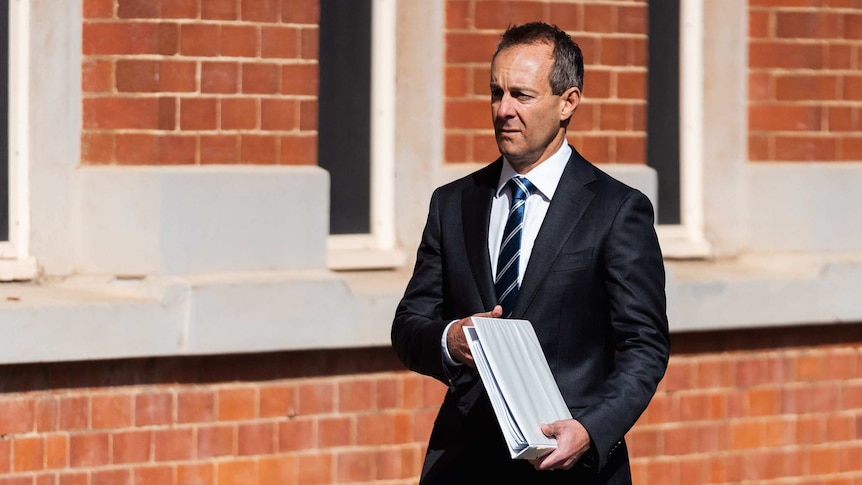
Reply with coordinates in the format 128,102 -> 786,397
392,147 -> 670,484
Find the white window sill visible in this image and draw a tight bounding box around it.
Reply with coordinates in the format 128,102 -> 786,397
0,257 -> 38,282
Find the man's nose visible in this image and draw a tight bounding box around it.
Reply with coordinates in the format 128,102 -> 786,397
495,94 -> 515,118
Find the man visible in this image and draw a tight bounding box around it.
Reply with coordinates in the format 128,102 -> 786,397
391,22 -> 669,484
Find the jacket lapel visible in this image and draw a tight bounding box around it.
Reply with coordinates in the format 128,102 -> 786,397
512,149 -> 596,317
462,159 -> 503,311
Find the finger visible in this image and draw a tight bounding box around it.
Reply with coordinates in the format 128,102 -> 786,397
490,305 -> 503,317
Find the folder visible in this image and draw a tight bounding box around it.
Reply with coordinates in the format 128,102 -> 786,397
464,317 -> 573,460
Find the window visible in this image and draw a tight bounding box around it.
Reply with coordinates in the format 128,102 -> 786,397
318,0 -> 400,269
0,0 -> 35,280
649,0 -> 711,257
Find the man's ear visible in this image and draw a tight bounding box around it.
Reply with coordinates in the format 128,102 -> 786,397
559,86 -> 581,121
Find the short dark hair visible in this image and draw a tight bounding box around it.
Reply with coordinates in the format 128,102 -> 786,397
492,22 -> 584,95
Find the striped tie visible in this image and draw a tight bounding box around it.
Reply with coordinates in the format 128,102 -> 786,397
494,176 -> 535,318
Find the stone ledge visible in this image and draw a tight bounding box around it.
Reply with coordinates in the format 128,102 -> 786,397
0,252 -> 860,364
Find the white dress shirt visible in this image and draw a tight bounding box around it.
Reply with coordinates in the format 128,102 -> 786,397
442,142 -> 572,365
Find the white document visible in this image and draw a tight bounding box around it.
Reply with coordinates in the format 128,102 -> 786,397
465,317 -> 573,460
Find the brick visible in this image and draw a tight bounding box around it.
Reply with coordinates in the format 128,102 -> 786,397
159,135 -> 198,165
318,416 -> 351,448
180,97 -> 218,131
242,63 -> 280,94
12,436 -> 43,472
160,61 -> 197,92
202,0 -> 238,20
356,413 -> 397,446
181,24 -> 221,57
177,463 -> 214,485
58,473 -> 88,485
57,396 -> 89,431
217,388 -> 257,421
336,449 -> 375,482
116,60 -> 159,92
259,384 -> 296,418
0,399 -> 35,435
221,25 -> 259,58
298,452 -> 333,485
241,0 -> 280,22
548,4 -> 581,31
69,432 -> 110,467
260,98 -> 297,131
278,418 -> 315,452
774,135 -> 836,161
112,430 -> 151,464
83,22 -> 160,55
338,380 -> 374,413
412,408 -> 437,441
811,446 -> 841,474
749,134 -> 771,161
82,59 -> 113,93
153,428 -> 194,461
117,0 -> 158,18
748,387 -> 781,416
116,133 -> 159,165
829,106 -> 856,132
202,62 -> 239,94
617,71 -> 646,100
300,27 -> 318,59
157,23 -> 180,56
282,0 -> 319,24
135,392 -> 174,426
34,474 -> 55,485
846,13 -> 862,39
615,135 -> 645,164
221,98 -> 257,130
259,456 -> 298,484
84,0 -> 114,18
827,44 -> 852,70
44,435 -> 66,470
92,469 -> 131,485
91,394 -> 132,429
298,381 -> 336,415
826,414 -> 856,441
240,134 -> 278,164
261,26 -> 299,58
133,465 -> 173,485
237,422 -> 275,455
775,74 -> 838,101
645,458 -> 679,485
583,4 -> 617,33
0,440 -> 9,474
218,459 -> 258,485
579,135 -> 611,164
446,100 -> 488,130
447,0 -> 470,29
446,33 -> 499,63
298,99 -> 317,131
281,63 -> 318,96
569,104 -> 596,132
749,10 -> 770,38
664,426 -> 696,455
280,134 -> 316,165
445,133 -> 470,164
750,105 -> 822,132
375,447 -> 402,480
161,0 -> 198,19
777,11 -> 841,39
586,69 -> 611,99
750,41 -> 823,69
841,137 -> 862,161
34,398 -> 57,433
749,72 -> 772,101
83,97 -> 160,130
599,37 -> 629,66
473,1 -> 544,30
197,424 -> 235,458
177,390 -> 215,423
618,5 -> 647,35
845,75 -> 862,101
839,444 -> 862,472
82,132 -> 114,164
201,135 -> 240,164
446,66 -> 469,97
598,103 -> 628,131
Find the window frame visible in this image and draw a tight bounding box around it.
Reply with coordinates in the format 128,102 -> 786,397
0,0 -> 35,279
326,0 -> 402,270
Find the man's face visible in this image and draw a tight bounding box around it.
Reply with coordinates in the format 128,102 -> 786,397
490,43 -> 578,172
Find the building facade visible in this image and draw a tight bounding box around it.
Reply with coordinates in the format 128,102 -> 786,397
0,0 -> 860,483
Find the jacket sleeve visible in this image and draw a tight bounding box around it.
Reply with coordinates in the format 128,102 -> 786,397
391,189 -> 453,384
576,190 -> 671,470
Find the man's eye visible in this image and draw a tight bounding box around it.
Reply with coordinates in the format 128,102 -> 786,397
491,89 -> 503,99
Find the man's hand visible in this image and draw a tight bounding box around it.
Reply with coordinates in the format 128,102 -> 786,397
445,305 -> 503,367
529,419 -> 592,471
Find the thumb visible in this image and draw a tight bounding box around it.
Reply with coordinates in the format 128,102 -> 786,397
490,305 -> 503,318
541,423 -> 555,438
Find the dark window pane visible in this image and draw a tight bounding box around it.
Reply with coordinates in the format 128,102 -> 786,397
1,3 -> 8,241
647,0 -> 681,225
318,0 -> 372,235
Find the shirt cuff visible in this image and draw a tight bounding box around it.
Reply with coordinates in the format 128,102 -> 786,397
441,320 -> 462,367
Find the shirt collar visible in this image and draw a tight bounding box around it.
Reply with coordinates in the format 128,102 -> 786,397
496,142 -> 572,200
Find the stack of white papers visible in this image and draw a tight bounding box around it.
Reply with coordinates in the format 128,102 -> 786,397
465,317 -> 572,460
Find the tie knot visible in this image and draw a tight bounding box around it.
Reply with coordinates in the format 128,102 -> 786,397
507,177 -> 535,202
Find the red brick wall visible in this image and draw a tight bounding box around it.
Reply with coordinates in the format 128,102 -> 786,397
81,0 -> 320,166
749,2 -> 862,162
0,324 -> 860,484
444,0 -> 649,165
